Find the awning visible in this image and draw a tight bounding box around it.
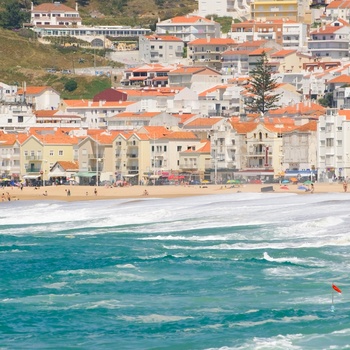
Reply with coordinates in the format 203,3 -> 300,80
23,175 -> 41,179
123,174 -> 139,178
75,172 -> 96,177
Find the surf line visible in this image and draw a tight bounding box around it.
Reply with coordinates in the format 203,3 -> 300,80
331,283 -> 342,312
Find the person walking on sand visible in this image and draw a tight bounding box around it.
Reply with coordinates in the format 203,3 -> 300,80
311,183 -> 314,194
94,188 -> 97,196
343,181 -> 348,192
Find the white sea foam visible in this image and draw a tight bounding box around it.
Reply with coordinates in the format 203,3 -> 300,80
118,314 -> 194,323
42,282 -> 68,289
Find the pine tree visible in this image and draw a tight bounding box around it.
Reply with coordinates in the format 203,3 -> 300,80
245,53 -> 281,114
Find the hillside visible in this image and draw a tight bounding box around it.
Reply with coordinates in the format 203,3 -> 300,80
0,0 -> 197,27
0,28 -> 113,98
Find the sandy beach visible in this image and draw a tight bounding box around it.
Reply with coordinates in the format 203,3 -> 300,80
0,182 -> 347,202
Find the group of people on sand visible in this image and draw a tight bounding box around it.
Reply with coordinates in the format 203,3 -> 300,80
1,192 -> 11,201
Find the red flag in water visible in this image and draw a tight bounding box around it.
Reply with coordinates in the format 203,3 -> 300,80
332,284 -> 342,293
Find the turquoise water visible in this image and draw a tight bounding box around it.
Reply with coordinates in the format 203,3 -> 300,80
1,193 -> 350,349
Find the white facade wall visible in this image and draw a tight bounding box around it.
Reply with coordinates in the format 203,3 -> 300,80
317,109 -> 350,181
139,36 -> 184,64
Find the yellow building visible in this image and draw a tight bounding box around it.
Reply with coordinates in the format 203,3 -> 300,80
20,128 -> 78,185
250,0 -> 309,22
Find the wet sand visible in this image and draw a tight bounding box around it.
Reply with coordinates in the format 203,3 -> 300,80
0,182 -> 346,202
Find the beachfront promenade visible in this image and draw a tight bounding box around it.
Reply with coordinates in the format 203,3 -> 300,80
0,182 -> 347,202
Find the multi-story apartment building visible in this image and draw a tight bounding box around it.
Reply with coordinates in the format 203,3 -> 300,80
230,19 -> 307,48
156,15 -> 221,43
139,35 -> 185,64
324,0 -> 350,22
317,109 -> 350,181
187,37 -> 237,71
308,20 -> 350,60
197,0 -> 237,17
250,0 -> 310,22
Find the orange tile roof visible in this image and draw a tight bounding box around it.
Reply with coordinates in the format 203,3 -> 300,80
56,161 -> 79,170
33,3 -> 78,12
310,25 -> 343,35
199,85 -> 228,97
17,86 -> 52,95
145,35 -> 183,42
327,74 -> 350,84
167,15 -> 215,24
112,112 -> 160,118
142,126 -> 172,138
161,131 -> 198,140
35,109 -> 58,117
249,48 -> 273,56
268,102 -> 325,116
29,128 -> 80,145
326,0 -> 350,9
338,109 -> 350,120
230,121 -> 259,133
270,49 -> 296,57
185,117 -> 223,127
189,38 -> 236,45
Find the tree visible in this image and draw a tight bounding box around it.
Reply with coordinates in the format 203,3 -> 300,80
245,53 -> 281,114
64,79 -> 78,92
318,92 -> 333,108
0,0 -> 29,29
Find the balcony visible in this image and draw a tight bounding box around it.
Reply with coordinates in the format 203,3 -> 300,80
25,155 -> 43,161
127,153 -> 138,158
26,168 -> 41,173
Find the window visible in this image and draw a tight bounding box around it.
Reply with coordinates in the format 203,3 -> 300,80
50,150 -> 54,156
18,116 -> 23,123
58,150 -> 63,156
326,138 -> 334,147
164,145 -> 167,152
159,45 -> 163,49
177,146 -> 182,152
7,118 -> 12,123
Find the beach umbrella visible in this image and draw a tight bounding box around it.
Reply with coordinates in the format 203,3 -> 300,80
201,180 -> 210,184
297,185 -> 308,191
304,180 -> 313,185
227,179 -> 240,184
290,177 -> 298,183
282,179 -> 290,184
280,185 -> 289,190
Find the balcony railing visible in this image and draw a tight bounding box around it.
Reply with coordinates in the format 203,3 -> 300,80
25,155 -> 43,161
26,168 -> 41,173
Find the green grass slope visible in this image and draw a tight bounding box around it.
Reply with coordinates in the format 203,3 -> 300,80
0,28 -> 112,98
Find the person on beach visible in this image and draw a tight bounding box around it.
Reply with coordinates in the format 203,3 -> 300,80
343,181 -> 348,192
1,193 -> 5,201
311,183 -> 314,194
94,188 -> 97,196
143,190 -> 149,196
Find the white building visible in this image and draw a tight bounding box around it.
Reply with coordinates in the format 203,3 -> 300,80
139,35 -> 185,64
156,15 -> 221,43
198,0 -> 237,17
308,20 -> 350,60
317,109 -> 350,181
30,1 -> 82,27
17,86 -> 60,111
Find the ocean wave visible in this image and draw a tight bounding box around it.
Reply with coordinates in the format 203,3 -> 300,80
118,314 -> 194,323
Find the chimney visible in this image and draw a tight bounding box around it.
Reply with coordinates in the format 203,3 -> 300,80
31,1 -> 34,11
76,2 -> 78,11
